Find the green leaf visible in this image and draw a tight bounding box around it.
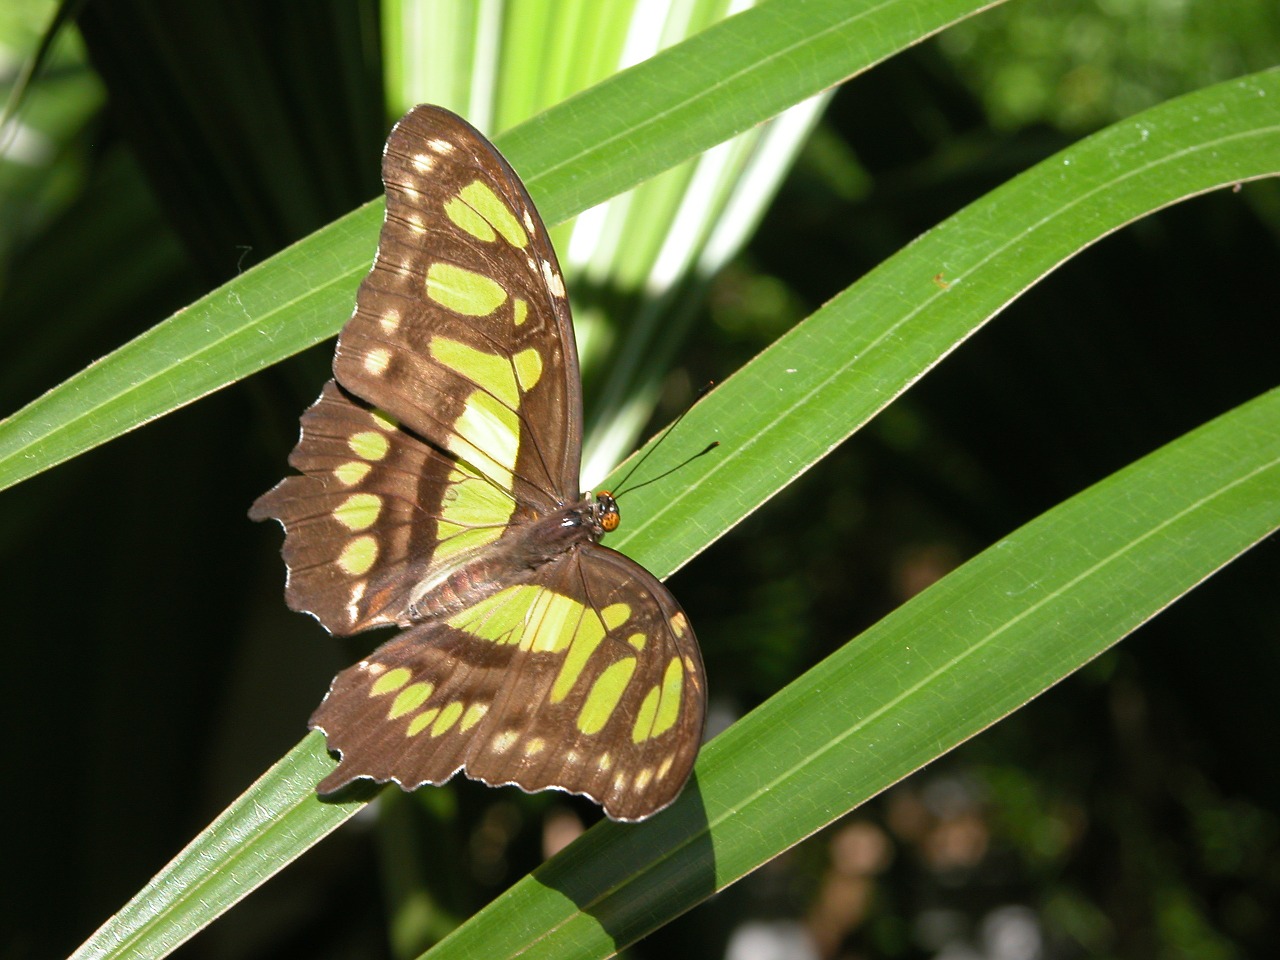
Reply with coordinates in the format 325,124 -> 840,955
69,67 -> 1280,960
611,69 -> 1280,584
69,734 -> 376,960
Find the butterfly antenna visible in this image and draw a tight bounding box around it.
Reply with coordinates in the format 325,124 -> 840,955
610,382 -> 718,499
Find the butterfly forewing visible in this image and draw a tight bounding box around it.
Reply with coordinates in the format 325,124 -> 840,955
254,107 -> 580,635
334,106 -> 581,508
253,105 -> 706,821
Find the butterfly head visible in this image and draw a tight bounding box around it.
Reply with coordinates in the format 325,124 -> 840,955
594,491 -> 621,533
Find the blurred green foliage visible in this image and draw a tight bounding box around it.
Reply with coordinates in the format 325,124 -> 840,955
942,0 -> 1280,131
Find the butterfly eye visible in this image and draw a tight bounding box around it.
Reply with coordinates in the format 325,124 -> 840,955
597,491 -> 621,533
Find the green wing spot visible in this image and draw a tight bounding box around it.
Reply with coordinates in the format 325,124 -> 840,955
632,687 -> 660,744
460,703 -> 488,732
434,522 -> 504,564
334,493 -> 382,531
525,589 -> 592,654
333,461 -> 372,486
449,584 -> 539,643
513,348 -> 543,393
435,522 -> 504,568
626,632 -> 647,651
577,657 -> 638,735
458,180 -> 528,248
430,336 -> 519,407
349,430 -> 389,461
426,262 -> 508,317
389,682 -> 435,719
441,466 -> 514,525
652,657 -> 685,738
431,700 -> 466,736
631,659 -> 683,743
452,390 -> 519,490
550,608 -> 608,702
444,194 -> 496,242
370,667 -> 413,697
602,603 -> 631,630
337,535 -> 378,575
434,464 -> 515,565
512,298 -> 528,326
407,708 -> 440,737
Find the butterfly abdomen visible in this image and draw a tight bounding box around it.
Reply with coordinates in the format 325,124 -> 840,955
406,500 -> 603,622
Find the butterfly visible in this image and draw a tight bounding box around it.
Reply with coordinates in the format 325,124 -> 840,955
251,105 -> 705,821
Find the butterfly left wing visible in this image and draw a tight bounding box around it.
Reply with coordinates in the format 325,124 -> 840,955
333,105 -> 582,509
310,544 -> 706,822
252,106 -> 582,635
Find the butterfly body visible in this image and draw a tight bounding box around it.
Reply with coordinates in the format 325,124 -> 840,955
399,491 -> 610,622
253,106 -> 704,821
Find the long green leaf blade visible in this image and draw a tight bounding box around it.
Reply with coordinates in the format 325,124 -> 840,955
610,69 -> 1280,581
70,734 -> 376,960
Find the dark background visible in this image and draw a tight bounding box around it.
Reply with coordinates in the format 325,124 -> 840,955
1,3 -> 1276,958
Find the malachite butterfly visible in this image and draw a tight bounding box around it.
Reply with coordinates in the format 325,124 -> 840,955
252,105 -> 705,821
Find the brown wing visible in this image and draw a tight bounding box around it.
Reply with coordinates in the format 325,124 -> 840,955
252,106 -> 584,634
250,381 -> 520,634
310,544 -> 706,822
333,105 -> 581,509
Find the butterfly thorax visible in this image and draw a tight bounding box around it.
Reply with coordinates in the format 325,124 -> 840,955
404,492 -> 618,623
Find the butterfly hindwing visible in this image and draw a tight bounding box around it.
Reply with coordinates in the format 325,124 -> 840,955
311,544 -> 705,822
